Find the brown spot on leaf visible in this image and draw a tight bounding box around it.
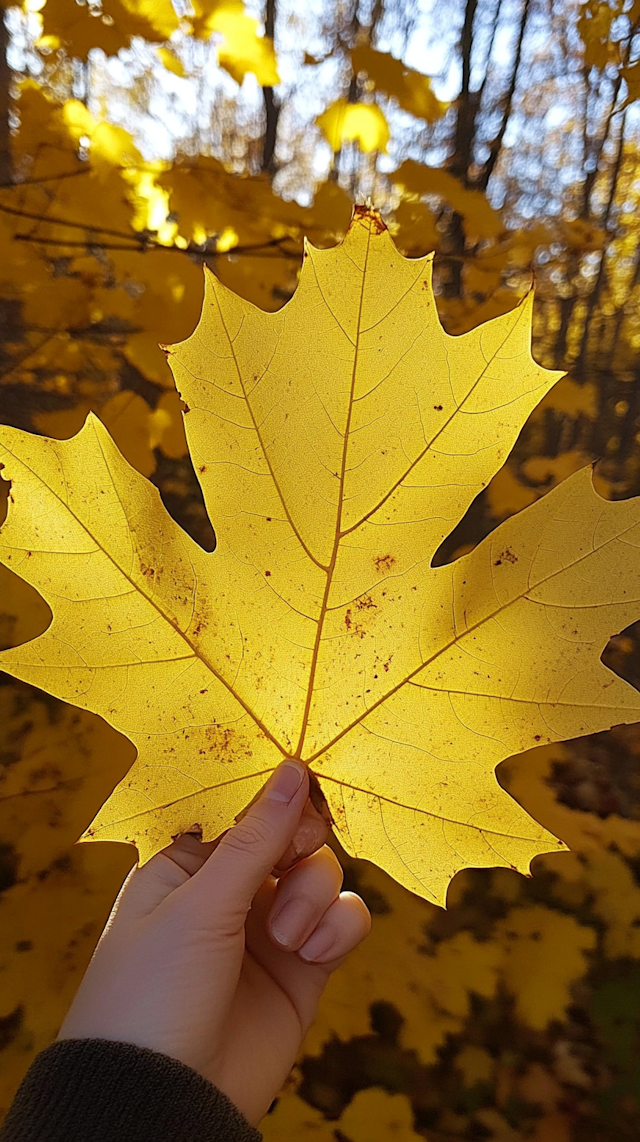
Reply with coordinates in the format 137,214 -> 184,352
345,608 -> 366,638
433,405 -> 443,411
356,594 -> 377,611
353,204 -> 387,235
265,570 -> 272,577
198,465 -> 207,474
373,554 -> 396,573
203,722 -> 242,757
495,548 -> 518,566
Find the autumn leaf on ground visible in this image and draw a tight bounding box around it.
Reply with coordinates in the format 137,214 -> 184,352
262,1087 -> 423,1142
2,207 -> 640,906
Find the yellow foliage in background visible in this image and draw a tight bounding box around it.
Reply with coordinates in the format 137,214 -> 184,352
351,46 -> 447,123
2,0 -> 640,1136
263,1087 -> 423,1142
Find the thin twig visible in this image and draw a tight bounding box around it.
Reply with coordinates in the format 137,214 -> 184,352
12,232 -> 303,259
0,169 -> 90,189
14,234 -> 156,251
0,331 -> 57,380
0,200 -> 156,242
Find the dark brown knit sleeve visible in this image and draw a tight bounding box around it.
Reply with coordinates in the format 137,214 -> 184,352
0,1038 -> 263,1142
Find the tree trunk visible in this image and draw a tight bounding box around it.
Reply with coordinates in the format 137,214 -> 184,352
439,0 -> 481,299
261,0 -> 279,173
0,11 -> 11,185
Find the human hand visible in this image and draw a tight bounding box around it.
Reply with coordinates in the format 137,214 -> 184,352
57,761 -> 371,1125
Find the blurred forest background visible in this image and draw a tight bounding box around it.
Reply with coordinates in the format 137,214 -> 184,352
1,0 -> 640,1137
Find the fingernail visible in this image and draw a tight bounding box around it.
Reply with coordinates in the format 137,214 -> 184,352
264,761 -> 305,804
270,898 -> 315,949
291,816 -> 327,859
298,925 -> 337,963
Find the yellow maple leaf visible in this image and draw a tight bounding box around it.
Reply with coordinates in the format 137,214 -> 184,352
581,849 -> 640,959
578,0 -> 618,71
393,159 -> 502,241
156,46 -> 186,78
212,7 -> 279,86
317,100 -> 390,153
260,1091 -> 335,1141
391,197 -> 439,255
335,1089 -> 423,1142
351,45 -> 447,123
117,0 -> 178,42
190,0 -> 279,85
2,207 -> 640,906
494,905 -> 595,1028
36,0 -> 179,59
62,100 -> 142,173
262,1085 -> 422,1142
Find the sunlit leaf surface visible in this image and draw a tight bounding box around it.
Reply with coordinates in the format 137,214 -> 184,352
2,208 -> 640,905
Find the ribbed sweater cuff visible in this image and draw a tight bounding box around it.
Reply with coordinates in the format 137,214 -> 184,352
0,1038 -> 263,1142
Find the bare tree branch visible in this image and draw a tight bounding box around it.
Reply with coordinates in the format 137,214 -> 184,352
477,0 -> 531,191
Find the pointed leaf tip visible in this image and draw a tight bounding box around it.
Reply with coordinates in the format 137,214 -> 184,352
351,203 -> 388,235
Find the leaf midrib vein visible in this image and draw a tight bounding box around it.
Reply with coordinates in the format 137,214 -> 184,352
294,231 -> 373,757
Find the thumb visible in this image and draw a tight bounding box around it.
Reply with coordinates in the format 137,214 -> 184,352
190,760 -> 309,922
